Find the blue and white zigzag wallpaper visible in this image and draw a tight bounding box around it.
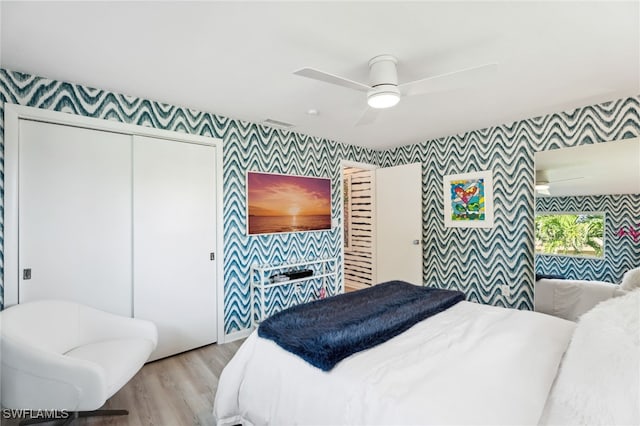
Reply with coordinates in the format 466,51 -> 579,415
0,69 -> 377,334
379,97 -> 640,309
535,194 -> 640,283
0,68 -> 639,332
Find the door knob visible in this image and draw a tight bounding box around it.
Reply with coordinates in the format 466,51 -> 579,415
412,240 -> 420,245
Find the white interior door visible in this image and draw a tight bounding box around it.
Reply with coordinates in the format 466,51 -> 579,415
18,120 -> 133,316
376,162 -> 423,285
133,135 -> 217,360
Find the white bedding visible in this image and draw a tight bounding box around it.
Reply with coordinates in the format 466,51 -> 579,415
539,289 -> 640,425
214,301 -> 575,425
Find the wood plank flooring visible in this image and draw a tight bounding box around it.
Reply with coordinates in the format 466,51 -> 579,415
344,284 -> 360,293
1,340 -> 243,426
345,283 -> 368,293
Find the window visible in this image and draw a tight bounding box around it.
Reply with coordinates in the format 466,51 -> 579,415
535,213 -> 605,258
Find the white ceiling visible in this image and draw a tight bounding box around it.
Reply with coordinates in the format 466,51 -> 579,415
1,1 -> 639,150
535,138 -> 640,197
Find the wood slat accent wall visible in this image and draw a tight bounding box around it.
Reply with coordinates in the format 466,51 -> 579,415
344,167 -> 376,288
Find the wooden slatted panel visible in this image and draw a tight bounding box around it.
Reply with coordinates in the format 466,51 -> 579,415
343,167 -> 375,288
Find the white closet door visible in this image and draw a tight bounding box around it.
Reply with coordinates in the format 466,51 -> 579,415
133,135 -> 217,360
18,120 -> 133,316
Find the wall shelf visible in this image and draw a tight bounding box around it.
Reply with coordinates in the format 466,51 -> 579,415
250,258 -> 337,326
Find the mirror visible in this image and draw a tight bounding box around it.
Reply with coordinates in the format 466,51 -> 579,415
535,139 -> 640,198
534,138 -> 640,283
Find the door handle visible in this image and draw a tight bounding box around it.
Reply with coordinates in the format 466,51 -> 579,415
412,240 -> 420,245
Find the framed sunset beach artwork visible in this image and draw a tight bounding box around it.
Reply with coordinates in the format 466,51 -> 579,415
443,170 -> 494,228
246,171 -> 332,235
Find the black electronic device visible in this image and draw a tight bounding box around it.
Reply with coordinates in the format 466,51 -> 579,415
285,269 -> 313,280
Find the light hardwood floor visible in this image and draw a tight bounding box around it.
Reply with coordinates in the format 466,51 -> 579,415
2,340 -> 244,426
345,283 -> 368,293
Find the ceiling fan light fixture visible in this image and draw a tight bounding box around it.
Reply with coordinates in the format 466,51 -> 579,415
367,85 -> 400,109
535,183 -> 550,191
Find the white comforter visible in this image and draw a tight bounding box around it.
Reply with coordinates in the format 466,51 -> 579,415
214,301 -> 575,426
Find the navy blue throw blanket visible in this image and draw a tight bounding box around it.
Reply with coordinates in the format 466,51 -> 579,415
258,280 -> 465,371
535,273 -> 566,281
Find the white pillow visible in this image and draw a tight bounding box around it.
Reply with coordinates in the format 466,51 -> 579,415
544,289 -> 640,425
621,267 -> 640,291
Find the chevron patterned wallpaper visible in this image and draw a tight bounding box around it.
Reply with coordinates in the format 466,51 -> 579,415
0,69 -> 377,334
535,194 -> 640,284
379,97 -> 640,309
1,68 -> 639,330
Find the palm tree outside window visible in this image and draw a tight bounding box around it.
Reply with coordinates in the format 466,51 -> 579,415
535,213 -> 605,258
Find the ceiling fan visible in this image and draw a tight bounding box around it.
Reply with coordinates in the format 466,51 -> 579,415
535,170 -> 584,196
293,54 -> 497,125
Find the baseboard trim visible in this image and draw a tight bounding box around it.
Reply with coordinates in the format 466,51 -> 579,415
222,327 -> 253,343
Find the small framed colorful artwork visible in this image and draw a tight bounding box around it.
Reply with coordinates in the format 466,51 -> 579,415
443,170 -> 494,228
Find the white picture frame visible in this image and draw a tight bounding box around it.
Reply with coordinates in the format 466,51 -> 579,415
443,170 -> 494,228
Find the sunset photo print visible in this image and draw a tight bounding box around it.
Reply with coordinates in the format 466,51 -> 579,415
246,172 -> 332,235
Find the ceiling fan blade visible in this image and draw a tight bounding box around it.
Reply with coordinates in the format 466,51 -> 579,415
537,169 -> 584,185
550,176 -> 584,184
293,68 -> 370,92
399,63 -> 498,97
355,107 -> 379,126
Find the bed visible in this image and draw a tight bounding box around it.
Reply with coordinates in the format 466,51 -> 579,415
214,282 -> 639,425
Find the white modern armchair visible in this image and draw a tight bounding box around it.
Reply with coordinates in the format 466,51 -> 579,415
0,300 -> 157,424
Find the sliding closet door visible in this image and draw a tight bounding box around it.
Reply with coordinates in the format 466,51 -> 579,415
18,120 -> 132,316
133,135 -> 217,360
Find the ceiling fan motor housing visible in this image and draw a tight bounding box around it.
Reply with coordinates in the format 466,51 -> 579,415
368,54 -> 398,86
367,54 -> 400,108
